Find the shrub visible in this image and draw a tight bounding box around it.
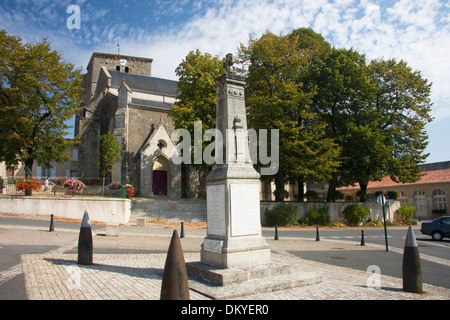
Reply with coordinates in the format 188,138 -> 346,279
63,178 -> 86,192
305,190 -> 319,201
299,206 -> 330,226
56,176 -> 67,185
342,205 -> 369,226
16,177 -> 42,191
107,181 -> 122,189
125,184 -> 134,198
395,204 -> 415,223
264,203 -> 297,226
364,219 -> 383,227
387,190 -> 399,200
273,189 -> 289,200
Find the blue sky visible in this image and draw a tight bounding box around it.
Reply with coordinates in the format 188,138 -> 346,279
1,0 -> 449,163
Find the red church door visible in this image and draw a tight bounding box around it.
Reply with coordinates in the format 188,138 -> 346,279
153,170 -> 167,195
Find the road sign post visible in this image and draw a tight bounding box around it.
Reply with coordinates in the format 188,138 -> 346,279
377,193 -> 389,252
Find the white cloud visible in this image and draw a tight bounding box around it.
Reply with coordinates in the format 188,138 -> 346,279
1,0 -> 448,160
121,0 -> 450,162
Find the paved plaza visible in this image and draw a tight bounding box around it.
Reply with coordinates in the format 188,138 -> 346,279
1,218 -> 449,301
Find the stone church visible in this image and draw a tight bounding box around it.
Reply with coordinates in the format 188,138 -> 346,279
75,52 -> 200,198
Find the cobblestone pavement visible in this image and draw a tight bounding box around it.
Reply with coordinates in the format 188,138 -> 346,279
2,219 -> 450,300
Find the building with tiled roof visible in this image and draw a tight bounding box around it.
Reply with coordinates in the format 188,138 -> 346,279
340,161 -> 450,219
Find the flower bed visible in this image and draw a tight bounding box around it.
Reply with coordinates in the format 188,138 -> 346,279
107,181 -> 122,190
63,178 -> 86,193
125,185 -> 134,198
16,177 -> 42,195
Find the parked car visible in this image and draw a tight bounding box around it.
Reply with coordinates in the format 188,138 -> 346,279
420,216 -> 450,241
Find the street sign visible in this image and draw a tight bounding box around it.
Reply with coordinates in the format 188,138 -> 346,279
377,194 -> 386,206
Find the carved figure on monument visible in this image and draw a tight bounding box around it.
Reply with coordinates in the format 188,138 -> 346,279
224,53 -> 236,74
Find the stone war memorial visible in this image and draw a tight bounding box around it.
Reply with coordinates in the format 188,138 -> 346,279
186,54 -> 321,299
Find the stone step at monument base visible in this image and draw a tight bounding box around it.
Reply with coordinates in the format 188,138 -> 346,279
186,259 -> 322,299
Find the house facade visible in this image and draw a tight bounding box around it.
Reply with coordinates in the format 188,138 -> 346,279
340,161 -> 450,219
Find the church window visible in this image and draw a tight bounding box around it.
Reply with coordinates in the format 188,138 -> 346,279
116,65 -> 120,71
125,66 -> 129,73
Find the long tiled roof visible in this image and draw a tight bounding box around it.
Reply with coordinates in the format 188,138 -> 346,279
341,164 -> 450,190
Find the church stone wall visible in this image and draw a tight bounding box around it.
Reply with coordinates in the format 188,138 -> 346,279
127,107 -> 174,156
85,53 -> 153,104
77,118 -> 100,179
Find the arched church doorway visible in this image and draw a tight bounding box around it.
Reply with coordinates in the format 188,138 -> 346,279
152,157 -> 168,195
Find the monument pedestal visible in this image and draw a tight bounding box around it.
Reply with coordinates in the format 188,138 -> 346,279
200,163 -> 271,269
200,235 -> 270,268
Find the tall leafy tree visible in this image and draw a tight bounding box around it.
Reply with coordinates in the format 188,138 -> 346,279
307,45 -> 433,201
369,58 -> 433,183
305,46 -> 382,201
97,132 -> 122,191
341,58 -> 433,201
240,31 -> 340,201
0,30 -> 82,177
169,49 -> 225,170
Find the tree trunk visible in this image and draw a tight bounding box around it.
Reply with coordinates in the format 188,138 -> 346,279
24,158 -> 34,196
24,158 -> 33,178
326,172 -> 339,202
102,174 -> 105,197
274,168 -> 285,202
297,178 -> 305,202
358,182 -> 368,202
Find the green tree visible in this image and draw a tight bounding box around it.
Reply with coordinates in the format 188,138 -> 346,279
97,132 -> 122,191
336,58 -> 432,201
169,49 -> 225,170
0,30 -> 82,177
305,46 -> 376,201
368,58 -> 433,184
240,30 -> 340,202
307,48 -> 433,202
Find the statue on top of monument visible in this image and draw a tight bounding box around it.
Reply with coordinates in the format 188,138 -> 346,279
224,53 -> 236,74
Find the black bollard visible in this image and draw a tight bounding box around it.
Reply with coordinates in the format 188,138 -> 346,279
78,210 -> 93,265
49,214 -> 55,232
402,225 -> 423,293
316,226 -> 320,241
360,230 -> 365,246
180,222 -> 185,238
274,225 -> 279,240
160,230 -> 190,300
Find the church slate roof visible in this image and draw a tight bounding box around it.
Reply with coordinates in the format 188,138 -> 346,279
130,98 -> 173,110
108,69 -> 178,97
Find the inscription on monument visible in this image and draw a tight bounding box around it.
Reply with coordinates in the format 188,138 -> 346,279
203,238 -> 224,253
230,184 -> 260,236
206,184 -> 226,236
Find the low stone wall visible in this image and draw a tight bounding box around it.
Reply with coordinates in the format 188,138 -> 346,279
0,195 -> 132,224
260,201 -> 401,225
